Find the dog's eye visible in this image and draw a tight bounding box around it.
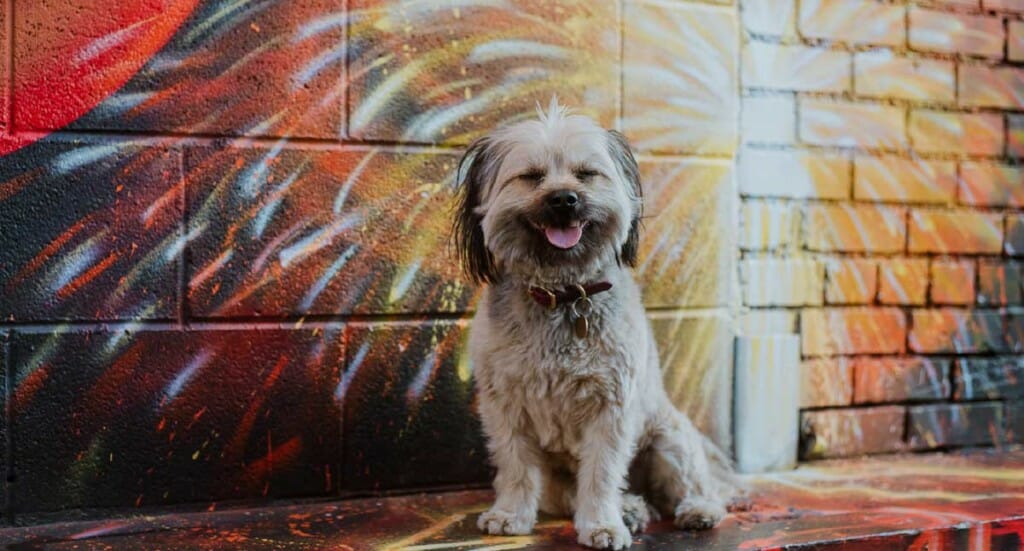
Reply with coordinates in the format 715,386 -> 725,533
574,168 -> 600,180
519,170 -> 545,183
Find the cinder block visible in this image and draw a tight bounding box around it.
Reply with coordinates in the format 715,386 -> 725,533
825,258 -> 877,305
960,163 -> 1024,208
342,321 -> 488,491
799,0 -> 905,47
741,258 -> 823,307
349,0 -> 617,143
742,43 -> 850,92
740,200 -> 799,251
878,258 -> 929,305
908,403 -> 1003,449
805,204 -> 905,253
959,65 -> 1024,109
930,260 -> 976,305
740,148 -> 850,199
8,328 -> 343,513
854,358 -> 951,404
801,358 -> 853,408
623,2 -> 737,154
636,161 -> 734,309
910,309 -> 1007,353
800,99 -> 906,149
909,7 -> 1004,58
954,358 -> 1024,400
734,335 -> 800,472
0,142 -> 181,321
742,94 -> 796,145
909,110 -> 1003,156
802,307 -> 906,356
908,209 -> 1003,254
742,0 -> 797,37
185,147 -> 472,317
854,155 -> 956,204
739,310 -> 799,335
800,406 -> 906,460
854,50 -> 954,103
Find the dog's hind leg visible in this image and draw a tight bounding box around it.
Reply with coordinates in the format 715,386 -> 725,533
645,406 -> 736,531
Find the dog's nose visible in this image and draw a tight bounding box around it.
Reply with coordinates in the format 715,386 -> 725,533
546,190 -> 580,213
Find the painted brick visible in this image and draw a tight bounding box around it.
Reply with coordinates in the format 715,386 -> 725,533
854,358 -> 951,404
954,358 -> 1024,400
739,310 -> 799,335
740,200 -> 799,251
908,403 -> 1003,449
636,161 -> 734,309
878,258 -> 929,305
805,204 -> 905,253
0,142 -> 181,322
742,258 -> 824,307
978,261 -> 1023,305
343,321 -> 488,491
623,2 -> 737,155
801,358 -> 853,408
802,307 -> 907,356
740,149 -> 850,199
1007,215 -> 1024,256
1012,116 -> 1024,158
930,260 -> 976,306
908,210 -> 1003,254
0,5 -> 7,132
742,43 -> 850,93
799,0 -> 905,47
19,1 -> 344,138
909,7 -> 1005,58
800,406 -> 906,460
854,155 -> 956,204
854,50 -> 954,103
910,309 -> 1007,353
799,99 -> 906,149
825,258 -> 878,305
185,148 -> 472,318
742,94 -> 796,144
1011,21 -> 1024,61
651,314 -> 734,450
1009,403 -> 1024,443
959,65 -> 1024,109
960,163 -> 1024,208
932,0 -> 980,6
742,0 -> 797,37
8,328 -> 342,513
349,0 -> 617,143
1007,313 -> 1024,353
908,110 -> 1003,157
984,0 -> 1024,12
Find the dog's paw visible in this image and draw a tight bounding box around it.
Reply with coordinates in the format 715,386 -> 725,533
477,508 -> 535,535
673,496 -> 726,531
576,519 -> 632,550
621,494 -> 653,535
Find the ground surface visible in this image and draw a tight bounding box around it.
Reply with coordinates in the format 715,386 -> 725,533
1,449 -> 1023,550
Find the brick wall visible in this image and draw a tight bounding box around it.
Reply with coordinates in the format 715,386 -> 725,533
1,0 -> 1022,526
740,0 -> 1024,459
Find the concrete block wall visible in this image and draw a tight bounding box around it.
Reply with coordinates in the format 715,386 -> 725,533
740,0 -> 1024,459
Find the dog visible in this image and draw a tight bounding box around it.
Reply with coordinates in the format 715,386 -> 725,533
451,99 -> 738,550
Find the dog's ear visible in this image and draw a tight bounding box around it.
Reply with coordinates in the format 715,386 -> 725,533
607,130 -> 642,266
452,136 -> 501,284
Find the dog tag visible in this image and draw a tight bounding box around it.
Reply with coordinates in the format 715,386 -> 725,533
574,315 -> 589,339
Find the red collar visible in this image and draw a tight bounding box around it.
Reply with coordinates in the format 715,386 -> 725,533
527,282 -> 613,309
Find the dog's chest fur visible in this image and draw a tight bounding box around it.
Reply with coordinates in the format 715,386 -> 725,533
475,279 -> 642,455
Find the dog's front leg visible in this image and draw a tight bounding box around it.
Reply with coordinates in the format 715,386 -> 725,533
573,409 -> 634,550
477,403 -> 542,535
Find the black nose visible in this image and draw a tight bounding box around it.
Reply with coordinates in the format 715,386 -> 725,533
546,190 -> 580,213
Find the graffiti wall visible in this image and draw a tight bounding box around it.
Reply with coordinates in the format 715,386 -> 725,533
0,0 -> 1022,524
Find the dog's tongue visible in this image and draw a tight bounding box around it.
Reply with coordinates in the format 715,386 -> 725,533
544,226 -> 583,249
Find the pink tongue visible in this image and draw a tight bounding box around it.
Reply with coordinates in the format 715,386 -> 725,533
544,226 -> 583,249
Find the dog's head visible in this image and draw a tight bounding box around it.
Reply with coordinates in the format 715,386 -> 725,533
452,100 -> 642,284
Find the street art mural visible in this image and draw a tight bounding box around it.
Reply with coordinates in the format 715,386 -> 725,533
1,0 -> 1024,525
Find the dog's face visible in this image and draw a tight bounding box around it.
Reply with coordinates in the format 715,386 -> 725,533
453,105 -> 642,284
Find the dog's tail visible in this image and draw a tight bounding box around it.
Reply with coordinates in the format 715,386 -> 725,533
700,434 -> 750,508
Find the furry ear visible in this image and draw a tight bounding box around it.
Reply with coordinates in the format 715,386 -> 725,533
451,136 -> 501,284
607,130 -> 642,266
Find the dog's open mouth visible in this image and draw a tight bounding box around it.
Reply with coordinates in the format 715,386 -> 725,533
540,221 -> 587,249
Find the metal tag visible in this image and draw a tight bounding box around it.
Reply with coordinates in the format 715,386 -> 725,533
574,315 -> 589,339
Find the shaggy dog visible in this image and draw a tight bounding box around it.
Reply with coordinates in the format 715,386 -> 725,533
452,101 -> 737,550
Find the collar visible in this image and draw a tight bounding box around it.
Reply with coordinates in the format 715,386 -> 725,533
527,281 -> 613,310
